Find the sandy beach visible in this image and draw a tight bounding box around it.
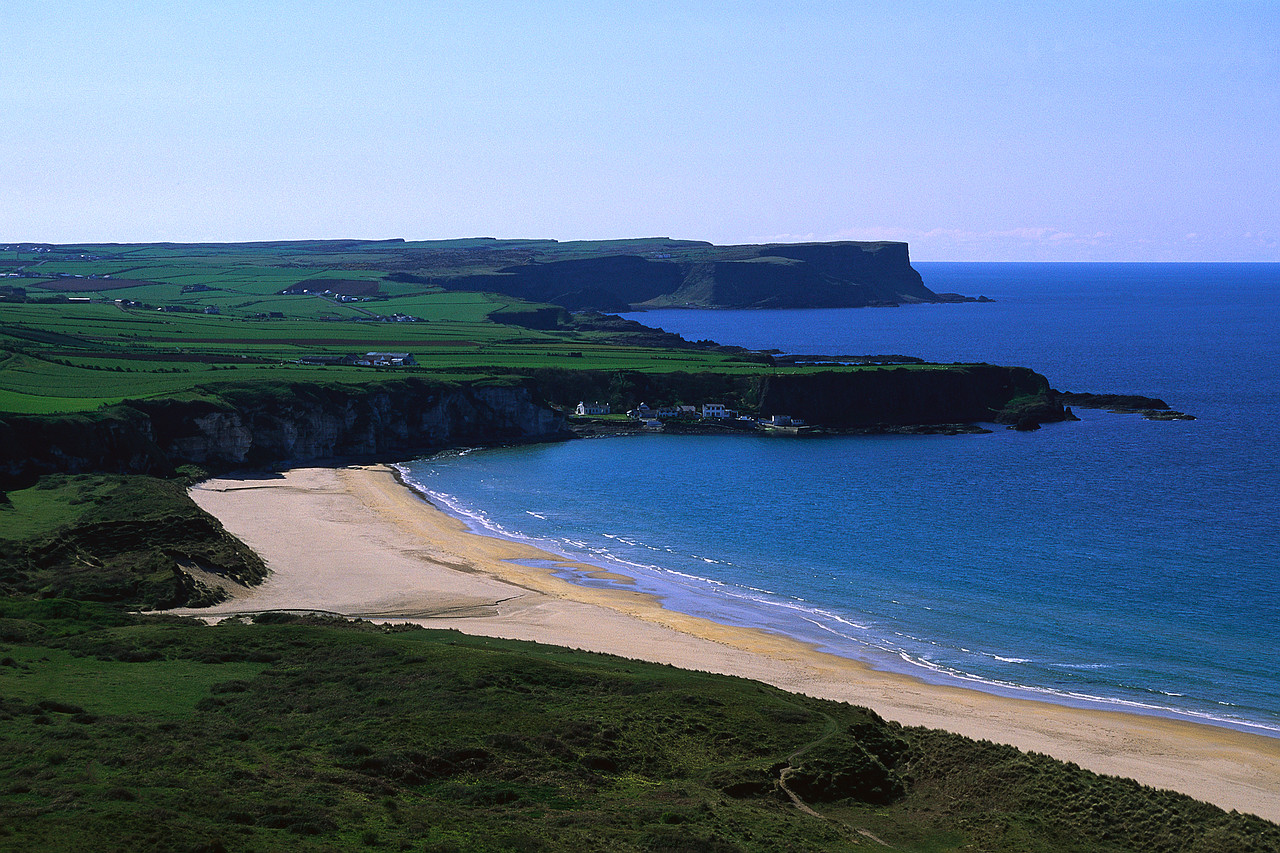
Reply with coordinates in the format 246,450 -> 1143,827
177,465 -> 1280,823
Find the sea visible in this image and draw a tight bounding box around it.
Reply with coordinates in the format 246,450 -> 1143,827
398,263 -> 1280,737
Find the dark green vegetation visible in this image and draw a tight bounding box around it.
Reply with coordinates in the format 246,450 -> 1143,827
0,473 -> 265,609
0,602 -> 1274,853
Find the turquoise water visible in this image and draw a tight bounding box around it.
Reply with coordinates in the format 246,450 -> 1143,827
400,263 -> 1280,736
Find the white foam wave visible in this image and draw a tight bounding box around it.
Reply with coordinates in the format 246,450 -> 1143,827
886,650 -> 1280,737
397,460 -> 1280,739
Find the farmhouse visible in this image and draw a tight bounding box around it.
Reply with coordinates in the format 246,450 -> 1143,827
361,352 -> 417,367
575,401 -> 610,416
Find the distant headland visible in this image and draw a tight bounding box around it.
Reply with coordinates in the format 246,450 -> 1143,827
380,237 -> 988,311
3,236 -> 989,312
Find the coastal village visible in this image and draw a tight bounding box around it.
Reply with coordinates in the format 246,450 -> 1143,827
296,352 -> 419,367
573,399 -> 808,433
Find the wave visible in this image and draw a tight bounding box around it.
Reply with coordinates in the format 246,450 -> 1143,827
394,460 -> 1280,739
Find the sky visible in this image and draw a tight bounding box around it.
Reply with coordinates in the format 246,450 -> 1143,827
2,1 -> 1277,261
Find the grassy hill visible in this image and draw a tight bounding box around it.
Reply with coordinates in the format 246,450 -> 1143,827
1,595 -> 1276,853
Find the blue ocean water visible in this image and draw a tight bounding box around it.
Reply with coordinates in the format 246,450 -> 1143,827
400,263 -> 1280,736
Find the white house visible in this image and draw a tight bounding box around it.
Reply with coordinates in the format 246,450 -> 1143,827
575,401 -> 610,416
701,403 -> 730,418
364,352 -> 417,366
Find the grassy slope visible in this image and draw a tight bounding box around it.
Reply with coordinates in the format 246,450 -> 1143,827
0,474 -> 267,609
0,604 -> 1275,853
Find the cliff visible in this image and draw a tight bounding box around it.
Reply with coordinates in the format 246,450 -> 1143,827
524,364 -> 1066,429
650,242 -> 937,309
754,365 -> 1062,428
436,241 -> 949,311
0,366 -> 1066,490
0,379 -> 570,489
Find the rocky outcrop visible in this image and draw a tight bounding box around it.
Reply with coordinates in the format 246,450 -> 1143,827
1055,391 -> 1195,421
0,379 -> 570,489
754,365 -> 1067,428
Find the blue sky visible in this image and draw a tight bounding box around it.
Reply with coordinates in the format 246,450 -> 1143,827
2,1 -> 1276,260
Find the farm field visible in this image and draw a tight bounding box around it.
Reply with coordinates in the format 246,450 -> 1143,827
0,239 -> 922,414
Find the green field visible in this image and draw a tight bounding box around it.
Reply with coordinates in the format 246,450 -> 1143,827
1,240 -> 933,415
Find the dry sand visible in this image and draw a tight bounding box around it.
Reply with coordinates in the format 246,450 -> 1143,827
175,465 -> 1280,822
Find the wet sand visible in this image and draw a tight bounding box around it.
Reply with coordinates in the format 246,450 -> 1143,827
175,465 -> 1280,822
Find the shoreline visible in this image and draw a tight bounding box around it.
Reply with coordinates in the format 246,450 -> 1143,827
399,458 -> 1278,741
177,464 -> 1280,823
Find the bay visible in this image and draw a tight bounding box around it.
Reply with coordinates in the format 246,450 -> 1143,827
400,263 -> 1280,736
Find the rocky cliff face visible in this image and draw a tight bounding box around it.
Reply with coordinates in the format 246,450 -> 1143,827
437,241 -> 946,311
0,380 -> 570,489
754,365 -> 1063,428
0,367 -> 1066,490
523,364 -> 1065,430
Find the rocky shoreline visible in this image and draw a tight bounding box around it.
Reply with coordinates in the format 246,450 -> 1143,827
1056,391 -> 1196,421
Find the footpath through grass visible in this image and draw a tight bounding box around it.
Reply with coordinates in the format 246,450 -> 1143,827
0,604 -> 1275,853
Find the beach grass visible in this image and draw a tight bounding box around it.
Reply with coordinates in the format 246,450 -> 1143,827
0,473 -> 267,609
0,602 -> 1275,853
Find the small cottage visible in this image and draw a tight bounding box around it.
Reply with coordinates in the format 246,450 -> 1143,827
363,352 -> 417,366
